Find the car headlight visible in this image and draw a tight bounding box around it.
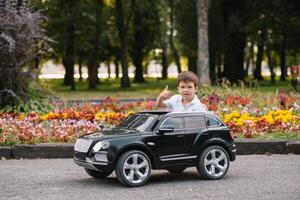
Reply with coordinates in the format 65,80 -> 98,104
92,141 -> 109,152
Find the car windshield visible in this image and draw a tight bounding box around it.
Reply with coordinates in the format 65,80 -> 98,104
119,114 -> 158,132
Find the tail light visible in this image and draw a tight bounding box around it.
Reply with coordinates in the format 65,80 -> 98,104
230,130 -> 237,140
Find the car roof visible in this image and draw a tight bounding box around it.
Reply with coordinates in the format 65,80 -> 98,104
166,111 -> 214,116
137,110 -> 170,115
138,110 -> 216,117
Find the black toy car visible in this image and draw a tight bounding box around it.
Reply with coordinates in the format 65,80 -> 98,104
74,111 -> 236,187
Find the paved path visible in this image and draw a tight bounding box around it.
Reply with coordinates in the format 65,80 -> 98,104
0,155 -> 300,200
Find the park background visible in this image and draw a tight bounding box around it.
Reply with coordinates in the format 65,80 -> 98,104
0,0 -> 300,146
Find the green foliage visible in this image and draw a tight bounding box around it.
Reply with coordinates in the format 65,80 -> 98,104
1,82 -> 54,114
175,0 -> 197,58
0,2 -> 53,113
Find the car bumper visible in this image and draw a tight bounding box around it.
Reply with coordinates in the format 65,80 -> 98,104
229,143 -> 237,161
73,151 -> 113,172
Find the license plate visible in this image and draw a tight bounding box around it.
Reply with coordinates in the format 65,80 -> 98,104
74,138 -> 93,153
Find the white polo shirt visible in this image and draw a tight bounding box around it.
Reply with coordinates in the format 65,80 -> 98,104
163,94 -> 207,112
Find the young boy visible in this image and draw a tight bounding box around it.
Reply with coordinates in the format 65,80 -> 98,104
156,71 -> 207,112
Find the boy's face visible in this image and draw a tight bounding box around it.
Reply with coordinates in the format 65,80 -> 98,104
177,81 -> 198,100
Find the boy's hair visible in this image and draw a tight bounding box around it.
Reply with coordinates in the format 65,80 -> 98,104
177,71 -> 199,87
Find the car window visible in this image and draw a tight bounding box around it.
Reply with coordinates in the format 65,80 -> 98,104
119,114 -> 158,132
184,116 -> 206,129
132,116 -> 157,132
161,117 -> 184,130
206,117 -> 221,127
119,114 -> 138,127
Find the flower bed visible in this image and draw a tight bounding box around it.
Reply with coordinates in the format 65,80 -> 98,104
0,93 -> 299,145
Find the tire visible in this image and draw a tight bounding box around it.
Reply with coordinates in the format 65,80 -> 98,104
84,168 -> 113,179
115,150 -> 152,187
167,167 -> 186,174
197,145 -> 230,180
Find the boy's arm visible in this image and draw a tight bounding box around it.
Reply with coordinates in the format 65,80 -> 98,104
156,85 -> 172,108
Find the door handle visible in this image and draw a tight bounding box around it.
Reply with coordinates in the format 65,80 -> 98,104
177,135 -> 184,138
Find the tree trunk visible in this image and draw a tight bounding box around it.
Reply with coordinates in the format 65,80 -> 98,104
133,53 -> 145,83
266,40 -> 275,84
254,32 -> 264,80
78,57 -> 83,81
88,0 -> 102,89
115,0 -> 131,88
280,31 -> 287,81
62,55 -> 75,90
223,34 -> 246,83
161,47 -> 168,79
216,53 -> 222,79
244,43 -> 251,78
245,57 -> 250,78
169,0 -> 181,74
114,57 -> 120,79
107,61 -> 111,79
197,0 -> 210,85
208,49 -> 216,84
63,0 -> 75,90
131,4 -> 145,83
250,43 -> 255,77
188,55 -> 197,75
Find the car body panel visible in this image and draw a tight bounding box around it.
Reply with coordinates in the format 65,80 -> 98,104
73,111 -> 236,173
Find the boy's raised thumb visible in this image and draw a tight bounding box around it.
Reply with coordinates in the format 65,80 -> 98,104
164,85 -> 168,90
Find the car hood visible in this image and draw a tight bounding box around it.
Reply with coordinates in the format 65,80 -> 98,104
82,127 -> 139,140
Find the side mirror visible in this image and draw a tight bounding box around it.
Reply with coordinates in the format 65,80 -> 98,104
157,126 -> 175,135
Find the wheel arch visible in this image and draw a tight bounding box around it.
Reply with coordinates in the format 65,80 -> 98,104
197,139 -> 234,161
114,144 -> 158,169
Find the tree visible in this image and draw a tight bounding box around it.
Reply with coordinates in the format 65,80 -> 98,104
128,0 -> 160,83
0,1 -> 50,111
87,0 -> 103,89
115,0 -> 131,88
175,0 -> 198,74
208,0 -> 225,83
156,0 -> 170,79
44,0 -> 86,90
222,0 -> 248,83
197,0 -> 210,85
168,0 -> 181,74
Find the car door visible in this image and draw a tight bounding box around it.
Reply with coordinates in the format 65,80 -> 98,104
149,116 -> 187,162
184,115 -> 207,156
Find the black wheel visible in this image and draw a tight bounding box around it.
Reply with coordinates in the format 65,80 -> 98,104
115,150 -> 151,187
197,145 -> 230,180
167,167 -> 186,174
84,168 -> 113,179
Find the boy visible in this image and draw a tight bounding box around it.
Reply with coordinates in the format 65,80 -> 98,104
156,71 -> 207,112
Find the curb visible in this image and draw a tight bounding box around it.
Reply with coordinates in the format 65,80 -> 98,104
1,140 -> 300,159
12,143 -> 74,159
235,139 -> 288,155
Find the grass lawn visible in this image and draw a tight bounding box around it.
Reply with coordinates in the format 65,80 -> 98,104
41,78 -> 178,100
41,76 -> 296,101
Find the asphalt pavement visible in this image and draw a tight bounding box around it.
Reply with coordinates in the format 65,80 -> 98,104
0,155 -> 299,200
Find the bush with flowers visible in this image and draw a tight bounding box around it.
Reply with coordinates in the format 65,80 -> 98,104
0,92 -> 299,146
0,97 -> 156,145
201,90 -> 300,138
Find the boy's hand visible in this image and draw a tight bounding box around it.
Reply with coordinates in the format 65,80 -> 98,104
158,85 -> 172,100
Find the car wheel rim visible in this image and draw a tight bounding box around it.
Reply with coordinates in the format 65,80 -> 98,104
204,148 -> 228,177
122,153 -> 150,184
